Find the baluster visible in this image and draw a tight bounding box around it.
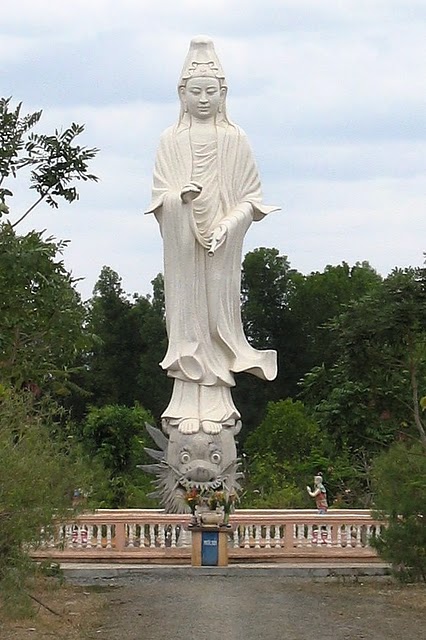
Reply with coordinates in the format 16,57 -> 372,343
361,525 -> 367,548
356,525 -> 362,548
57,525 -> 65,550
139,524 -> 146,548
344,524 -> 350,549
308,525 -> 315,546
171,525 -> 177,548
296,524 -> 304,547
106,525 -> 112,549
158,525 -> 166,548
254,525 -> 261,548
348,525 -> 354,549
179,528 -> 191,547
76,526 -> 83,549
86,525 -> 93,549
233,527 -> 240,548
326,525 -> 332,547
367,524 -> 375,549
40,527 -> 46,549
274,525 -> 281,548
66,525 -> 74,549
128,524 -> 135,548
348,525 -> 355,549
290,523 -> 297,549
244,526 -> 250,548
337,525 -> 342,548
265,525 -> 271,549
149,524 -> 156,547
96,526 -> 103,549
47,528 -> 56,549
345,525 -> 351,549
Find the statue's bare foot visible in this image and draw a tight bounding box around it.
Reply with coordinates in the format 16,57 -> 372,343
178,418 -> 200,434
201,420 -> 222,434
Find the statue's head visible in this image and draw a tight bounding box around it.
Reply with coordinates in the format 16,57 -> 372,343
139,423 -> 243,513
177,35 -> 229,124
314,473 -> 324,487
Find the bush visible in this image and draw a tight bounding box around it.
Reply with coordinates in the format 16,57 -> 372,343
371,442 -> 426,582
0,388 -> 92,615
77,404 -> 156,507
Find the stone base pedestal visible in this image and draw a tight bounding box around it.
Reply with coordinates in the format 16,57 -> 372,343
190,526 -> 230,567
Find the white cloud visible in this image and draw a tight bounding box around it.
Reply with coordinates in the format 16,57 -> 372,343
2,0 -> 425,301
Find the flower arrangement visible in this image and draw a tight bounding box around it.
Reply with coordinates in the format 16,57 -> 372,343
184,487 -> 201,515
185,487 -> 239,526
208,490 -> 238,523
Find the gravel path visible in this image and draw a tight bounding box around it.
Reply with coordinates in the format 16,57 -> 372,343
92,574 -> 425,640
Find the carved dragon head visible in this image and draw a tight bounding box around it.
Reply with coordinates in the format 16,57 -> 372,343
138,423 -> 243,513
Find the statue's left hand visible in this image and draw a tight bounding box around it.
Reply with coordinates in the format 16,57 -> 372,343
209,224 -> 227,255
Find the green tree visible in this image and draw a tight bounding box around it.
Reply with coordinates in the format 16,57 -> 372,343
237,248 -> 303,436
77,404 -> 155,508
83,267 -> 170,418
302,266 -> 426,452
371,442 -> 426,582
243,397 -> 372,508
0,97 -> 99,615
300,265 -> 426,505
85,267 -> 143,407
237,251 -> 381,440
290,261 -> 382,370
0,225 -> 88,391
0,388 -> 93,615
243,399 -> 325,507
133,282 -> 171,421
0,96 -> 98,227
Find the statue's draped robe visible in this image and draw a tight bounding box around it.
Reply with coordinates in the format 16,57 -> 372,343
146,121 -> 277,424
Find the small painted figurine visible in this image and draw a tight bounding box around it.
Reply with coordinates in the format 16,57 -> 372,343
307,473 -> 328,514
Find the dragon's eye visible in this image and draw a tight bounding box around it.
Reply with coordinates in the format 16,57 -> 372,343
210,451 -> 221,464
180,452 -> 191,464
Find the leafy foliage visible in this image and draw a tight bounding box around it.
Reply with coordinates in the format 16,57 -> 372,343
0,96 -> 98,227
76,404 -> 156,508
243,399 -> 324,507
238,251 -> 381,439
301,266 -> 426,452
0,98 -> 42,213
371,442 -> 426,582
0,225 -> 88,391
0,97 -> 99,616
81,267 -> 170,420
0,388 -> 93,615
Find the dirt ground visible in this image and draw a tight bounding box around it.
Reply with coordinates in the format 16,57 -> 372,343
1,575 -> 425,640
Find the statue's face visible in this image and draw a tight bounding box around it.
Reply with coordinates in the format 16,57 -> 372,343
181,76 -> 224,120
167,428 -> 238,489
141,423 -> 242,512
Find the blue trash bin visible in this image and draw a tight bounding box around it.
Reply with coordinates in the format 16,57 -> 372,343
201,530 -> 219,566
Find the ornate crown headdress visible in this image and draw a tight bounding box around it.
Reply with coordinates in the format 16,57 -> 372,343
178,35 -> 226,87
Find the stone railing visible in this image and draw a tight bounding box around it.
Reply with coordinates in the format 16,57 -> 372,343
33,509 -> 386,564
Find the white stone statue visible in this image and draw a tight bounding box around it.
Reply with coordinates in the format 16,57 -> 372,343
142,36 -> 278,510
307,473 -> 328,514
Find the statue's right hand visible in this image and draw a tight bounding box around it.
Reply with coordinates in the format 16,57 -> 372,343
181,182 -> 202,203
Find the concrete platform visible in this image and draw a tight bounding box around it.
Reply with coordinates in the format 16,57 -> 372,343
61,561 -> 391,582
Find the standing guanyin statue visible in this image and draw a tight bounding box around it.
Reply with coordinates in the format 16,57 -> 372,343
141,36 -> 279,512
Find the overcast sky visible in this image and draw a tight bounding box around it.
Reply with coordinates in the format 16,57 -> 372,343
2,0 -> 425,300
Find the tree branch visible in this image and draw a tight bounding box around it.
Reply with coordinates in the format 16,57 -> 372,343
409,353 -> 426,449
26,592 -> 62,617
10,193 -> 47,228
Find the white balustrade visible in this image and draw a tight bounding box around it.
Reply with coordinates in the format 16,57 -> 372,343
33,509 -> 385,561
